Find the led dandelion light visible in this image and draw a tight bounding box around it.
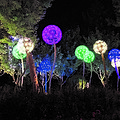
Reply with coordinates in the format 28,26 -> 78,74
108,49 -> 120,62
17,37 -> 26,54
42,25 -> 62,93
75,45 -> 95,87
22,37 -> 38,92
93,40 -> 108,86
23,37 -> 34,53
108,49 -> 120,91
75,45 -> 89,60
93,40 -> 107,54
42,25 -> 62,45
84,51 -> 95,63
37,55 -> 51,93
12,45 -> 26,87
84,50 -> 95,85
75,45 -> 89,88
12,45 -> 27,59
111,58 -> 120,68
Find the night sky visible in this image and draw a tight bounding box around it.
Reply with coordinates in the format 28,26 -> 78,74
37,0 -> 116,38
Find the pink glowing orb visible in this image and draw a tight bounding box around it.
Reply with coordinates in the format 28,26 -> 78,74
42,25 -> 62,45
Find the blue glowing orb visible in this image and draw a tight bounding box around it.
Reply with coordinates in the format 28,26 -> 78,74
42,25 -> 62,45
108,49 -> 120,61
37,55 -> 51,73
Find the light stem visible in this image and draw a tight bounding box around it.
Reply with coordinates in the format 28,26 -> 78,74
89,62 -> 92,86
45,72 -> 47,93
82,61 -> 85,89
21,58 -> 24,87
114,59 -> 120,91
49,43 -> 56,93
101,53 -> 107,86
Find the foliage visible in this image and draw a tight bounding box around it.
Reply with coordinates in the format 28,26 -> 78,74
53,46 -> 76,77
0,43 -> 15,76
0,87 -> 120,119
112,0 -> 120,26
0,0 -> 54,42
84,28 -> 120,84
0,0 -> 54,76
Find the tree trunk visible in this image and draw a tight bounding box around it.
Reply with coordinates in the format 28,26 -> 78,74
27,52 -> 39,92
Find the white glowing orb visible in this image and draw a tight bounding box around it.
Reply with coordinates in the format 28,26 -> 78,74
17,42 -> 26,54
111,58 -> 120,68
93,40 -> 107,54
23,37 -> 34,53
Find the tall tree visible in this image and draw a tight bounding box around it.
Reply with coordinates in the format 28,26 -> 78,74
0,0 -> 54,75
0,0 -> 54,41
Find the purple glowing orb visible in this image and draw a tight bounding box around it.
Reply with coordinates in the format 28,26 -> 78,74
42,25 -> 62,45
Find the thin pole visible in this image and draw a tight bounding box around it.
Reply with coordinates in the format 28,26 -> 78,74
45,72 -> 47,93
21,58 -> 24,87
49,43 -> 56,93
114,59 -> 120,91
117,68 -> 119,91
82,61 -> 85,89
89,62 -> 92,86
101,53 -> 107,86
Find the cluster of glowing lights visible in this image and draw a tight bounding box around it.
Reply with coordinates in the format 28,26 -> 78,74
37,55 -> 51,73
12,45 -> 27,59
23,37 -> 34,53
75,45 -> 89,60
84,51 -> 95,63
17,37 -> 26,54
108,49 -> 120,68
93,40 -> 107,54
75,45 -> 95,63
42,25 -> 62,45
111,58 -> 120,68
108,49 -> 120,62
108,49 -> 120,79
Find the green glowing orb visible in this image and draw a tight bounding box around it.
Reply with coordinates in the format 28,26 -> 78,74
12,45 -> 27,59
75,45 -> 89,60
84,51 -> 95,63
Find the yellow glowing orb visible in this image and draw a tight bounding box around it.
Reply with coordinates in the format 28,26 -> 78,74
93,40 -> 107,54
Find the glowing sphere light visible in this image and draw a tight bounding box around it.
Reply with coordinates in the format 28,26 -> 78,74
84,51 -> 95,63
111,58 -> 120,68
108,49 -> 120,62
17,38 -> 26,54
42,25 -> 62,45
75,45 -> 89,60
37,55 -> 51,93
42,25 -> 62,93
93,40 -> 107,54
23,37 -> 34,53
12,45 -> 27,59
93,40 -> 108,86
108,49 -> 120,90
37,55 -> 51,73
